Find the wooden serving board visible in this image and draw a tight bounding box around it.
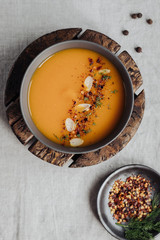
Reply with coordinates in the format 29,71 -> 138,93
5,28 -> 145,167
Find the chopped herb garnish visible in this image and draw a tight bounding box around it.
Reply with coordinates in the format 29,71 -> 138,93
77,134 -> 81,138
95,101 -> 102,108
75,120 -> 78,126
94,83 -> 97,88
92,122 -> 96,126
82,129 -> 91,134
59,135 -> 69,141
86,112 -> 92,117
64,134 -> 69,140
111,89 -> 118,94
102,75 -> 111,80
96,96 -> 101,101
86,129 -> 91,133
84,97 -> 89,101
107,104 -> 111,110
60,136 -> 64,141
102,75 -> 109,80
152,192 -> 160,209
53,133 -> 59,140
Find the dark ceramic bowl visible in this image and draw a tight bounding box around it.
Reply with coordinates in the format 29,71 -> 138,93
97,164 -> 160,240
20,40 -> 134,154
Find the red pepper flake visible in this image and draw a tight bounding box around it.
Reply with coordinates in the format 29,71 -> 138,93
96,57 -> 101,63
88,58 -> 93,65
97,66 -> 102,70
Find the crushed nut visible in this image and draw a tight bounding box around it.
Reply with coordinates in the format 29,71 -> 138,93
108,175 -> 152,223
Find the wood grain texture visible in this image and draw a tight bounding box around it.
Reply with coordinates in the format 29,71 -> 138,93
118,51 -> 143,93
29,140 -> 73,166
12,118 -> 34,145
80,29 -> 121,54
69,90 -> 145,168
6,98 -> 21,126
5,28 -> 82,106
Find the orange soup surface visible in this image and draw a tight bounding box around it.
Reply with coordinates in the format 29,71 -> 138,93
28,48 -> 125,147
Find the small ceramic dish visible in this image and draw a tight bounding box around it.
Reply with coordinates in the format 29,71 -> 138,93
97,164 -> 160,240
20,40 -> 134,154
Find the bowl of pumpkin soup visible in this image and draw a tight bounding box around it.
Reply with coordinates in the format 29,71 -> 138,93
20,40 -> 134,154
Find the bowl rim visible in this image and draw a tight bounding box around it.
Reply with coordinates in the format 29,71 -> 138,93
20,39 -> 134,154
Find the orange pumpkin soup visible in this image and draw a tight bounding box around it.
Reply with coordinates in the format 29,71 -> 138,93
28,48 -> 125,147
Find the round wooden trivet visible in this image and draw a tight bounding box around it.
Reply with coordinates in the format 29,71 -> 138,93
5,28 -> 145,167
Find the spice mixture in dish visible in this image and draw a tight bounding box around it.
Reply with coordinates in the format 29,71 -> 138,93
108,175 -> 152,223
28,48 -> 125,147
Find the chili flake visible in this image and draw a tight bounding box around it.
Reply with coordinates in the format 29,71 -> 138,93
108,175 -> 152,223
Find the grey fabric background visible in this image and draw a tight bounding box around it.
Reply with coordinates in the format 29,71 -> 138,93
0,0 -> 160,239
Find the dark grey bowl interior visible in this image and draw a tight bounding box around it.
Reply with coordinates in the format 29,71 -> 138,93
20,40 -> 134,154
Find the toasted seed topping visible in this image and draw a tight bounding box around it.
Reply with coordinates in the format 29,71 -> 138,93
84,76 -> 94,91
65,118 -> 76,132
99,68 -> 110,74
75,103 -> 91,112
70,138 -> 84,147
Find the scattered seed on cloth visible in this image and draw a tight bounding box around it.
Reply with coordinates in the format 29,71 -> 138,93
131,13 -> 137,19
135,47 -> 142,53
147,18 -> 153,24
137,13 -> 143,18
122,30 -> 129,36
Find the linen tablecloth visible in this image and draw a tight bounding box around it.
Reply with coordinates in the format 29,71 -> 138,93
0,0 -> 160,239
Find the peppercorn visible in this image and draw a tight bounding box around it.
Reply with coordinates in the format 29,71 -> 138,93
135,47 -> 142,53
131,13 -> 137,19
122,30 -> 129,36
146,18 -> 153,24
137,13 -> 143,18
